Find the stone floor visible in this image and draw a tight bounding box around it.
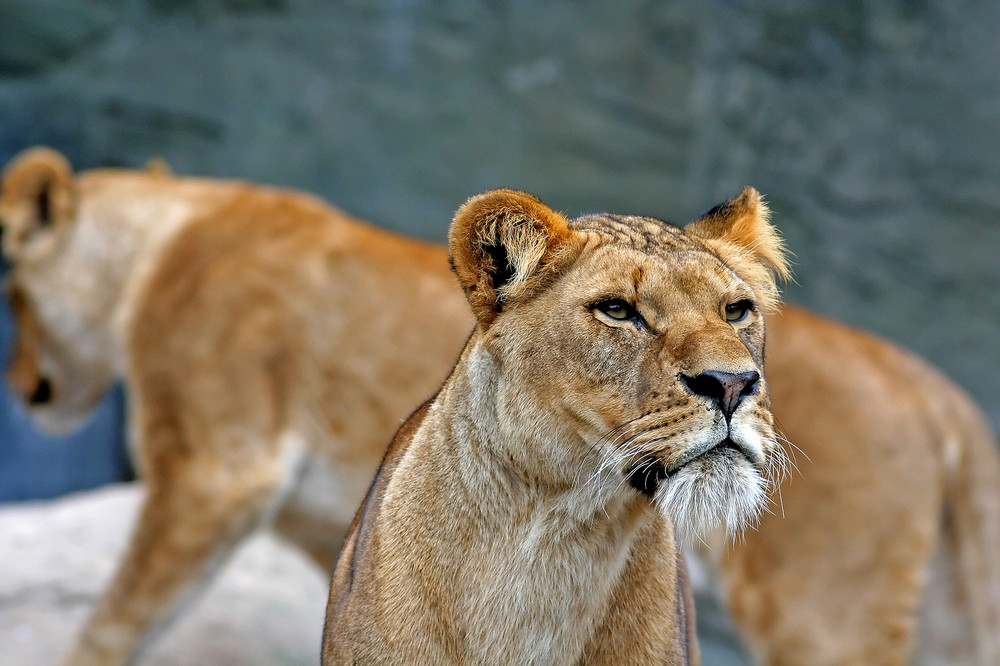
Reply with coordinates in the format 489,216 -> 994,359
0,484 -> 328,666
0,482 -> 750,665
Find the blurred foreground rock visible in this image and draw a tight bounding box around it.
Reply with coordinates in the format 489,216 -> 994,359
0,485 -> 750,664
0,483 -> 328,666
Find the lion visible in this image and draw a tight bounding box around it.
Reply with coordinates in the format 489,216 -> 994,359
323,186 -> 789,664
0,147 -> 475,665
3,147 -> 999,664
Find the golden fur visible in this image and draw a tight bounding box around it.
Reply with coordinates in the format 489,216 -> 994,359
3,147 -> 1000,664
323,187 -> 789,664
0,148 -> 474,665
729,307 -> 1000,665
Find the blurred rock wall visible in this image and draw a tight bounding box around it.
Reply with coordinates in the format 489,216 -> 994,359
1,1 -> 998,486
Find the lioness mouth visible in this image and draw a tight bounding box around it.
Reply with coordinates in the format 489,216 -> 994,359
626,460 -> 669,497
673,436 -> 752,471
626,438 -> 750,497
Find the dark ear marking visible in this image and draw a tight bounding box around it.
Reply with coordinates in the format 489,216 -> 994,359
36,180 -> 51,227
1,148 -> 78,246
482,241 -> 514,308
448,188 -> 578,328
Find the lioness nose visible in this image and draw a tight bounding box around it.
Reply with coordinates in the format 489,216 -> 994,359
681,370 -> 759,419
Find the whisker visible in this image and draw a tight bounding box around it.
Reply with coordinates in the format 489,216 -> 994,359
584,421 -> 640,487
771,418 -> 810,463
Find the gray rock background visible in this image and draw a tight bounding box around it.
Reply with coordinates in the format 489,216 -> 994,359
2,0 -> 999,495
1,2 -> 998,664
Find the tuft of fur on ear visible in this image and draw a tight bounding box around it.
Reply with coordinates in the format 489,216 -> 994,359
449,189 -> 576,327
144,157 -> 173,178
1,147 -> 78,242
686,187 -> 791,312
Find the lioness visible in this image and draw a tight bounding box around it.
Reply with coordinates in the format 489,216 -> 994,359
3,148 -> 999,665
1,148 -> 474,665
323,186 -> 788,664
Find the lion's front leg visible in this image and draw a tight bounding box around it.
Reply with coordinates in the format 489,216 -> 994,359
56,444 -> 290,666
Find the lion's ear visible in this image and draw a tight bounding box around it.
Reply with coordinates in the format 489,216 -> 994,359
1,147 -> 78,257
449,189 -> 576,327
686,187 -> 791,309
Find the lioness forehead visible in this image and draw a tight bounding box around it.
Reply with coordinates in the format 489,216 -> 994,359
570,213 -> 705,257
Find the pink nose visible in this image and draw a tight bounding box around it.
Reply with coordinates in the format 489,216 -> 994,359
681,370 -> 759,419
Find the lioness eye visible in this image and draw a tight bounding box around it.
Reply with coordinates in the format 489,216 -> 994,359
596,298 -> 638,321
724,299 -> 754,323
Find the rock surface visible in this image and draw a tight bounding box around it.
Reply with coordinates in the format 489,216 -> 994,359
0,483 -> 328,666
0,483 -> 749,665
2,4 -> 998,502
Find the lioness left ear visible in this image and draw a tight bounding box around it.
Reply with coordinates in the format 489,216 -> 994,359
449,189 -> 576,328
686,187 -> 791,309
1,147 -> 78,252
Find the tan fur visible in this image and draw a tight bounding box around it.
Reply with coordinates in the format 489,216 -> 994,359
722,308 -> 1000,665
323,188 -> 788,664
0,148 -> 474,665
3,147 -> 1000,664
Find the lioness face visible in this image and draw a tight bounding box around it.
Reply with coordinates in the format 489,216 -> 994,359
1,148 -> 113,432
3,285 -> 111,433
451,188 -> 789,541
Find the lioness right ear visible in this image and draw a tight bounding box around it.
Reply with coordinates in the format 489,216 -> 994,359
1,147 -> 78,256
449,189 -> 576,328
686,187 -> 790,312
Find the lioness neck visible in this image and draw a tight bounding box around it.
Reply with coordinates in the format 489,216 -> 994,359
348,344 -> 691,664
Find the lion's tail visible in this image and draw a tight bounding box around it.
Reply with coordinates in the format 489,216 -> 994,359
939,383 -> 1000,663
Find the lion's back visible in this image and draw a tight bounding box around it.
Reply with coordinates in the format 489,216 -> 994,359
121,179 -> 472,458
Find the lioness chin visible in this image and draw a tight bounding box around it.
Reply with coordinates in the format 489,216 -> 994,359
322,187 -> 789,664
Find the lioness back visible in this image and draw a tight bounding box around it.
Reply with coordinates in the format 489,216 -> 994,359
129,183 -> 467,460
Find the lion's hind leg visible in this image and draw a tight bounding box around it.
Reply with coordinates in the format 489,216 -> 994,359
916,390 -> 1000,665
56,422 -> 298,665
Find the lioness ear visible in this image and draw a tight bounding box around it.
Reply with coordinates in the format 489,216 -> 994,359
144,157 -> 173,178
1,147 -> 78,255
449,189 -> 576,327
686,187 -> 791,310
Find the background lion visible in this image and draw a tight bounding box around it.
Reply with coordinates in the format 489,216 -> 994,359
3,147 -> 1000,665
